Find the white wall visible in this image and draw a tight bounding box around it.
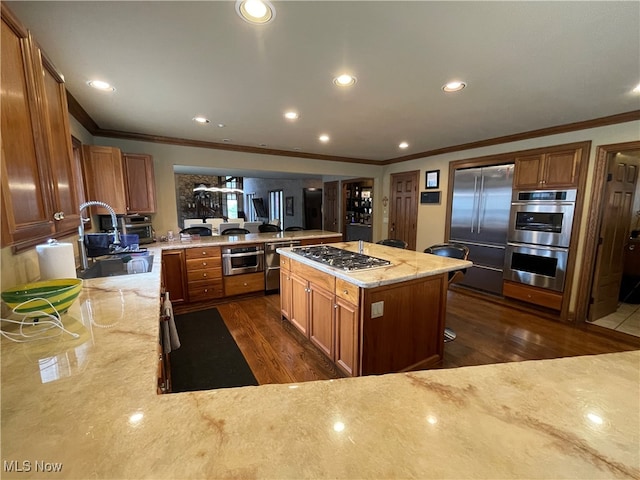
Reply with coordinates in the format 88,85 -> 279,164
93,137 -> 384,236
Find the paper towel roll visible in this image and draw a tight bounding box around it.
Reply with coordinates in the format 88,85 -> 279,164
36,242 -> 77,280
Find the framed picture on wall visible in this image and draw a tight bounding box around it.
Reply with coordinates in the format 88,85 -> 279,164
285,196 -> 294,216
425,170 -> 440,189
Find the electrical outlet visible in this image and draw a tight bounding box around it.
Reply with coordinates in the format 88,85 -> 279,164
371,301 -> 384,318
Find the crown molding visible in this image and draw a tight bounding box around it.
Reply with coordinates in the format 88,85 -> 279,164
67,90 -> 640,166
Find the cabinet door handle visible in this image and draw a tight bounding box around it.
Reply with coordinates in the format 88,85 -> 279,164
202,273 -> 207,277
243,282 -> 248,286
204,289 -> 209,293
202,262 -> 207,266
334,304 -> 338,309
53,211 -> 64,221
343,289 -> 348,295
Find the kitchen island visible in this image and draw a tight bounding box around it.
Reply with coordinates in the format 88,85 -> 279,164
1,245 -> 639,479
278,242 -> 471,376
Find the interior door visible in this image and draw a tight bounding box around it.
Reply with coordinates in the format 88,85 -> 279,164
303,188 -> 322,230
589,150 -> 640,320
323,181 -> 339,232
388,170 -> 419,250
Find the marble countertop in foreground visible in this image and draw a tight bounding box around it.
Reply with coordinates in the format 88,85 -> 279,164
279,241 -> 473,288
1,248 -> 638,479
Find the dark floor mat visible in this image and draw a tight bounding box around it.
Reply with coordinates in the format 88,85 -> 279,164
169,308 -> 258,392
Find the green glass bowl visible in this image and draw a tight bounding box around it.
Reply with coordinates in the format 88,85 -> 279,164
1,278 -> 83,317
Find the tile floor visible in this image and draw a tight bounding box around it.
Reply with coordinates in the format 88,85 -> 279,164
589,302 -> 640,337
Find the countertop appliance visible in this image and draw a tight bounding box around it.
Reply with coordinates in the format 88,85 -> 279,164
265,240 -> 302,291
449,164 -> 514,295
99,214 -> 154,244
290,245 -> 391,271
503,189 -> 577,292
222,245 -> 264,276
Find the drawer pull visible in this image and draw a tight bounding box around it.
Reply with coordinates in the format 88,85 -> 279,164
243,282 -> 248,286
203,273 -> 207,277
202,262 -> 207,266
204,289 -> 209,293
343,289 -> 348,295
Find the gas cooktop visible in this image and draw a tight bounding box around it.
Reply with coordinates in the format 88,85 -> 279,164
291,245 -> 391,271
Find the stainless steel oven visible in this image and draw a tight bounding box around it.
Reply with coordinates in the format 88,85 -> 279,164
504,242 -> 568,291
222,244 -> 264,276
508,189 -> 576,248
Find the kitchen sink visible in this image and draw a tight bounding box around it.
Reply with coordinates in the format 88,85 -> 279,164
77,255 -> 154,279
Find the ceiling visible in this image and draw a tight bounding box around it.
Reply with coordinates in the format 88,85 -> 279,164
7,1 -> 640,163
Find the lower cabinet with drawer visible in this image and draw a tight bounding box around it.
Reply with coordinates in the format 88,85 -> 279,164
223,272 -> 264,297
185,247 -> 224,302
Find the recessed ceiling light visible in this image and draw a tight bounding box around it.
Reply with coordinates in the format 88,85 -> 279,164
442,81 -> 466,93
222,138 -> 232,142
259,143 -> 267,147
399,142 -> 409,149
284,111 -> 300,120
192,116 -> 210,124
333,74 -> 357,87
633,83 -> 640,93
217,123 -> 226,128
319,134 -> 330,143
87,80 -> 115,91
235,0 -> 275,25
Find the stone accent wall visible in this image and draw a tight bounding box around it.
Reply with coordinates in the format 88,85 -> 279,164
175,174 -> 224,229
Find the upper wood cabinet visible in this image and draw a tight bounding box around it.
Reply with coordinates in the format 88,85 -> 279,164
1,5 -> 83,248
82,146 -> 156,214
123,153 -> 156,214
513,149 -> 581,189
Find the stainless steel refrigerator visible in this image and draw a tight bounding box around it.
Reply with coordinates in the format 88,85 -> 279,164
449,164 -> 514,295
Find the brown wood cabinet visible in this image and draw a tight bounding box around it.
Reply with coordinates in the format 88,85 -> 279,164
223,272 -> 263,297
82,146 -> 156,215
289,271 -> 310,335
308,278 -> 335,358
1,5 -> 83,248
280,256 -> 448,377
513,150 -> 581,189
503,279 -> 563,311
185,247 -> 224,302
161,249 -> 187,304
334,295 -> 359,376
122,153 -> 156,214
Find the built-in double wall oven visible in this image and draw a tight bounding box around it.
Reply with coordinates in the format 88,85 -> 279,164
504,189 -> 576,292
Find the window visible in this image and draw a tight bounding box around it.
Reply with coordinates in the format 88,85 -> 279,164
220,176 -> 242,218
269,190 -> 283,223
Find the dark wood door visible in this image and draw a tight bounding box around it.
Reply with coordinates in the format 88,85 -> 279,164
590,150 -> 640,320
323,181 -> 339,232
388,171 -> 419,250
303,188 -> 323,230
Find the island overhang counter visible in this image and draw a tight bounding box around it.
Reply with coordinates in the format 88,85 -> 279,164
1,242 -> 638,479
277,241 -> 472,376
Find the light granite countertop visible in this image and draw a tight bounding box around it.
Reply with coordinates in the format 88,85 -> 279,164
157,228 -> 342,250
278,241 -> 472,288
1,244 -> 639,479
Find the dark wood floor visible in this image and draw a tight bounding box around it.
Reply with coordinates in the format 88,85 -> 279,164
210,290 -> 639,385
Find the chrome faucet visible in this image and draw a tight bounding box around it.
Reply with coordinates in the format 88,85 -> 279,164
78,201 -> 120,271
